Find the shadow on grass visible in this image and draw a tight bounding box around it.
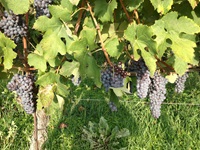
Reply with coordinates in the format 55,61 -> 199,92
42,72 -> 200,149
42,82 -> 138,150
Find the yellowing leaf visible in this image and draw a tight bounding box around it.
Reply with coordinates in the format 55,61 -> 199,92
150,0 -> 173,14
166,73 -> 178,83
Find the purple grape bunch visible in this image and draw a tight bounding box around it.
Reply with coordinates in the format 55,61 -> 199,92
7,74 -> 36,114
0,10 -> 27,43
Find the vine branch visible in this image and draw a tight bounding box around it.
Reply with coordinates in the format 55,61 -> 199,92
155,56 -> 175,72
87,2 -> 113,66
74,0 -> 86,35
33,112 -> 38,150
119,0 -> 132,23
133,9 -> 140,24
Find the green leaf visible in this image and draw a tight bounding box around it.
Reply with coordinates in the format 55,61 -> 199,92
150,0 -> 173,14
162,12 -> 200,34
55,94 -> 65,109
110,88 -> 124,97
36,72 -> 59,87
69,0 -> 80,5
79,26 -> 97,50
124,0 -> 144,11
2,47 -> 17,69
0,0 -> 30,14
173,56 -> 188,75
115,128 -> 130,138
28,53 -> 47,72
0,33 -> 17,69
125,23 -> 157,60
104,37 -> 123,58
94,0 -> 117,22
109,89 -> 119,105
33,16 -> 62,33
40,31 -> 67,60
37,85 -> 55,110
124,23 -> 157,75
152,12 -> 200,68
60,60 -> 80,77
68,38 -> 88,57
61,0 -> 74,11
56,81 -> 69,97
141,50 -> 157,76
99,117 -> 109,136
79,54 -> 101,88
49,5 -> 71,22
188,0 -> 199,9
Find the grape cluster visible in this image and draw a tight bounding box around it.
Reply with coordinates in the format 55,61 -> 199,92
0,10 -> 27,43
149,72 -> 168,119
101,62 -> 127,92
7,74 -> 36,114
175,73 -> 188,93
128,59 -> 151,99
108,101 -> 117,112
34,0 -> 52,18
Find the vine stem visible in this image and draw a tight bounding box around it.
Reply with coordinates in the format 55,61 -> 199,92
86,2 -> 113,66
74,0 -> 86,35
119,0 -> 132,23
0,64 -> 35,71
33,112 -> 38,150
155,56 -> 175,71
133,9 -> 140,24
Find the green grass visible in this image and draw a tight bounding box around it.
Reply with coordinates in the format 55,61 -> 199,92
0,80 -> 33,150
1,72 -> 200,149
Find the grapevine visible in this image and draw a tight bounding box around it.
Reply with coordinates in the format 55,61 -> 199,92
0,0 -> 199,149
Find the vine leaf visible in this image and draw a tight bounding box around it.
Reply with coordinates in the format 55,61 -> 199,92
28,53 -> 47,72
94,0 -> 117,22
165,73 -> 178,83
36,72 -> 59,87
56,81 -> 70,97
61,0 -> 74,11
55,94 -> 65,109
68,39 -> 101,87
49,5 -> 71,22
69,0 -> 80,6
40,31 -> 67,60
60,61 -> 80,77
150,0 -> 173,14
124,0 -> 144,11
0,33 -> 16,69
124,23 -> 157,75
33,16 -> 62,33
188,0 -> 199,9
173,56 -> 188,76
37,85 -> 55,110
104,36 -> 123,58
0,0 -> 30,14
2,47 -> 17,69
79,26 -> 97,50
152,11 -> 200,74
79,54 -> 101,88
